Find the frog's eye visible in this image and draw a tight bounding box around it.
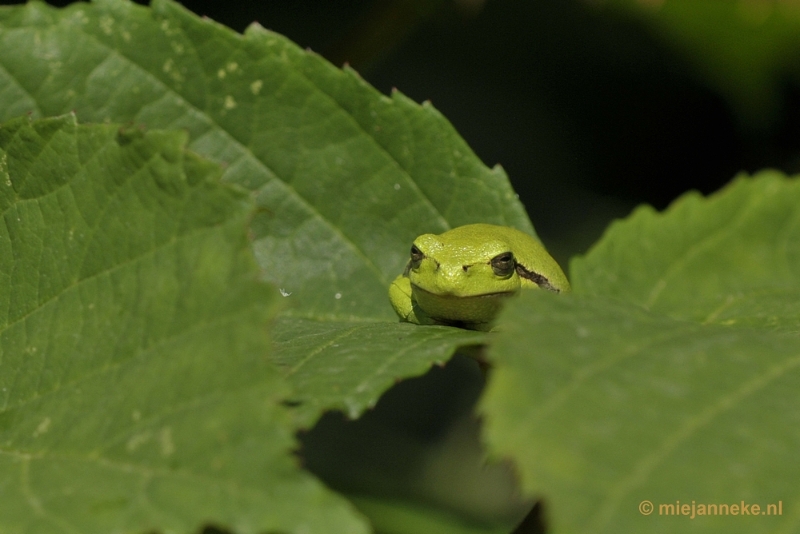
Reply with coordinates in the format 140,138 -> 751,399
490,252 -> 516,277
410,244 -> 425,269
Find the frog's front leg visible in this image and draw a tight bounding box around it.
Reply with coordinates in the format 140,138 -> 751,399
389,274 -> 436,325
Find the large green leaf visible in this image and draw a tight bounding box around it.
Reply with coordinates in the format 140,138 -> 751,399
0,0 -> 528,422
573,170 -> 800,329
273,318 -> 486,421
0,115 -> 367,534
481,172 -> 800,533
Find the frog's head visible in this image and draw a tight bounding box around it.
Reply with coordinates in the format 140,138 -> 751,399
407,232 -> 521,297
393,223 -> 569,328
405,227 -> 525,324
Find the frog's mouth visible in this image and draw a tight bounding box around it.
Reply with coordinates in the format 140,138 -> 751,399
410,285 -> 516,299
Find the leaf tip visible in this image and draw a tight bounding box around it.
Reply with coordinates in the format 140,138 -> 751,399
244,20 -> 268,36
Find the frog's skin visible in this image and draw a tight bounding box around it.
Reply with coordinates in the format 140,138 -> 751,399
389,223 -> 570,331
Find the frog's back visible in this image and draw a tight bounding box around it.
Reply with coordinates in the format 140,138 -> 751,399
441,224 -> 570,292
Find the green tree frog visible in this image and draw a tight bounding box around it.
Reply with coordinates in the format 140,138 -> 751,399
389,223 -> 570,330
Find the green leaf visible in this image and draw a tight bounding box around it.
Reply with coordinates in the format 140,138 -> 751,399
0,0 -> 533,318
0,0 -> 531,421
481,172 -> 800,533
273,318 -> 486,422
0,115 -> 367,534
573,170 -> 800,331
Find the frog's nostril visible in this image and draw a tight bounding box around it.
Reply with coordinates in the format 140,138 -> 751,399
462,265 -> 469,272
